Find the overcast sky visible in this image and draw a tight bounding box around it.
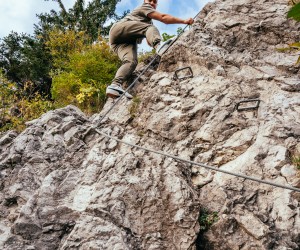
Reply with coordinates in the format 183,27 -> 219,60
0,0 -> 211,51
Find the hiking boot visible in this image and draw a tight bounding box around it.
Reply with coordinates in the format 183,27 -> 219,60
106,84 -> 133,99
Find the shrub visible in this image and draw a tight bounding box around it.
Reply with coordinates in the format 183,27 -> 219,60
50,38 -> 120,114
0,74 -> 55,132
199,208 -> 219,232
45,29 -> 90,70
51,72 -> 82,106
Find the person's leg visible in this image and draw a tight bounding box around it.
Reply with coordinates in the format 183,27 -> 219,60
111,43 -> 138,86
106,42 -> 137,98
110,21 -> 161,47
145,25 -> 161,47
106,21 -> 161,98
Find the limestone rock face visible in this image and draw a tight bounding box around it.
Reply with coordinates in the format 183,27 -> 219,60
1,0 -> 300,249
0,106 -> 199,249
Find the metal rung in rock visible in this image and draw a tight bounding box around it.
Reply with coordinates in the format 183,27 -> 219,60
174,66 -> 194,80
236,99 -> 261,111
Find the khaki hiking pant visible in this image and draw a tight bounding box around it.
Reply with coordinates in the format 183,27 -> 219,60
109,20 -> 161,86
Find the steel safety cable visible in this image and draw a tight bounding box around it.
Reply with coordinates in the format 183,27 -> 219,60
95,129 -> 300,193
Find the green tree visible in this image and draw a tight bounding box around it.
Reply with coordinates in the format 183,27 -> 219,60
0,32 -> 52,96
45,28 -> 90,69
0,73 -> 55,132
0,0 -> 126,99
35,0 -> 128,41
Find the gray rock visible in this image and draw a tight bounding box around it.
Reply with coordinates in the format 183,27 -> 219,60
1,0 -> 300,249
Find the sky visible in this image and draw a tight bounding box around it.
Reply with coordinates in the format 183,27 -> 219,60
0,0 -> 211,51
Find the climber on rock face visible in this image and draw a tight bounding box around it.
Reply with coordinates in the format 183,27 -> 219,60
106,0 -> 194,99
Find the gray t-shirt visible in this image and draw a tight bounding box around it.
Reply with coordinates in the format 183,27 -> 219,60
122,3 -> 155,24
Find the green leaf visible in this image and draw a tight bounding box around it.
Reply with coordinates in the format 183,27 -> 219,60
288,2 -> 300,21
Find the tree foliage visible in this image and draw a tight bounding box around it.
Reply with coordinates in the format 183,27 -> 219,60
35,0 -> 127,41
0,0 -> 124,99
0,74 -> 55,132
0,32 -> 52,96
45,29 -> 90,69
288,2 -> 300,21
50,36 -> 120,114
0,0 -> 126,132
161,27 -> 184,42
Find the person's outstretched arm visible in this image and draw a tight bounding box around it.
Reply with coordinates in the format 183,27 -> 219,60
148,11 -> 194,25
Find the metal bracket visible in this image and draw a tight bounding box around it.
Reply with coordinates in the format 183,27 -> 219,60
236,99 -> 261,111
174,66 -> 193,80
